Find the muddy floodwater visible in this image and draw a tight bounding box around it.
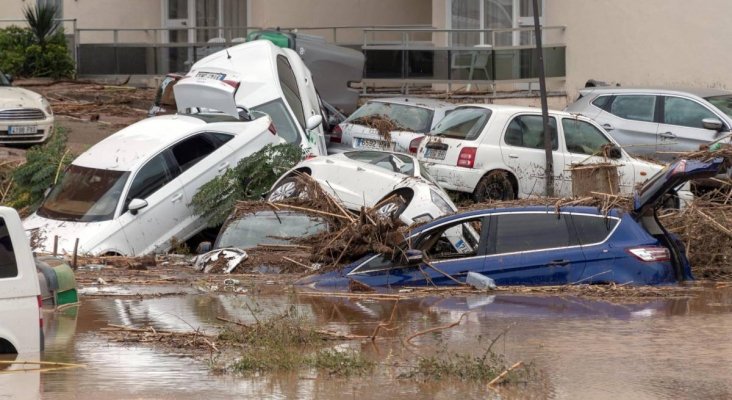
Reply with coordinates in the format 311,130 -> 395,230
5,285 -> 732,400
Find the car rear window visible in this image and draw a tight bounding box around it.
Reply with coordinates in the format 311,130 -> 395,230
346,102 -> 434,133
430,107 -> 491,140
490,213 -> 572,254
0,217 -> 19,279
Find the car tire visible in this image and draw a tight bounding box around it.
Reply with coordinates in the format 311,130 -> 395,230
375,194 -> 407,220
267,176 -> 308,202
473,171 -> 515,202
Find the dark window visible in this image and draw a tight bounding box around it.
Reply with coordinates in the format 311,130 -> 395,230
591,95 -> 613,111
491,213 -> 572,254
562,118 -> 612,155
570,214 -> 618,245
431,107 -> 491,140
417,218 -> 484,260
0,217 -> 18,279
663,96 -> 717,129
206,132 -> 234,146
608,95 -> 656,122
125,152 -> 177,209
504,115 -> 558,150
252,99 -> 301,144
276,55 -> 306,128
171,134 -> 218,172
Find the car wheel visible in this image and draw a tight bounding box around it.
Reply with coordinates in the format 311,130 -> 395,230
473,171 -> 515,202
267,176 -> 308,202
375,194 -> 407,220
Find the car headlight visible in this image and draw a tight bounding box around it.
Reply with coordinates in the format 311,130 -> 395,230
430,189 -> 455,214
41,97 -> 53,116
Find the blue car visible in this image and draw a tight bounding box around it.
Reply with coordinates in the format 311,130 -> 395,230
299,158 -> 724,288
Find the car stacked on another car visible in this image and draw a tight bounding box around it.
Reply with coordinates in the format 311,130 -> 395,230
565,87 -> 732,160
416,104 -> 667,202
0,71 -> 54,145
331,98 -> 456,154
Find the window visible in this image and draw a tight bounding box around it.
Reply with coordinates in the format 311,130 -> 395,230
276,56 -> 306,129
431,107 -> 491,140
0,217 -> 18,279
125,152 -> 177,208
705,95 -> 732,119
504,115 -> 558,150
570,214 -> 618,245
37,0 -> 62,18
451,0 -> 543,46
346,102 -> 434,133
216,211 -> 328,249
342,151 -> 415,176
491,213 -> 572,254
417,218 -> 484,260
608,95 -> 656,122
562,119 -> 612,155
171,133 -> 218,172
253,99 -> 301,145
590,95 -> 613,111
663,97 -> 718,129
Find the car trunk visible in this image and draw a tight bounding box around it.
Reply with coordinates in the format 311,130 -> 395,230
344,123 -> 422,153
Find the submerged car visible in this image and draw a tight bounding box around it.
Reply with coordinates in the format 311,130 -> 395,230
332,98 -> 455,154
267,150 -> 457,225
214,210 -> 329,250
24,80 -> 284,256
417,104 -> 665,201
565,87 -> 732,160
0,71 -> 54,145
299,157 -> 724,289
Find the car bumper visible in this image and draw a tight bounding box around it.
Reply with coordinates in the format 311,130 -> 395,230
421,162 -> 484,194
0,116 -> 54,144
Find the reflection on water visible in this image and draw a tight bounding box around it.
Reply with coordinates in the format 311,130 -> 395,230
31,285 -> 732,399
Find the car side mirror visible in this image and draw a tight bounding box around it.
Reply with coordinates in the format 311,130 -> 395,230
607,145 -> 623,159
405,249 -> 424,265
306,115 -> 323,131
128,198 -> 148,215
702,118 -> 724,132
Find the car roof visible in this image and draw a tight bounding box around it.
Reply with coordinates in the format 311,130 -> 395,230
368,97 -> 456,110
72,115 -> 207,171
579,86 -> 732,98
455,103 -> 577,118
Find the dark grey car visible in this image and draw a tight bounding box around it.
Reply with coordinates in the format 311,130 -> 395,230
565,87 -> 732,160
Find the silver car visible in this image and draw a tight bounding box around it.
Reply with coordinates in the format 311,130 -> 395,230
565,87 -> 732,160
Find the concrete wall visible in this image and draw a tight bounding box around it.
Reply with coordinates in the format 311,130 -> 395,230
65,0 -> 161,43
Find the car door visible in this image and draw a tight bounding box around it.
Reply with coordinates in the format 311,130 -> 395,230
483,212 -> 586,285
500,114 -> 565,197
118,150 -> 185,256
658,95 -> 724,154
569,213 -> 622,284
593,94 -> 660,157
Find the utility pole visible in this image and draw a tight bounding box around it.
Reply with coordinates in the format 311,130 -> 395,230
533,0 -> 553,196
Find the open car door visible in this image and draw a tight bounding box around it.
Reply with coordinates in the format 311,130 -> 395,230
173,76 -> 240,119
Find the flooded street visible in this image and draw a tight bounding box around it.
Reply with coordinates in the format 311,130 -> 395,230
6,286 -> 732,399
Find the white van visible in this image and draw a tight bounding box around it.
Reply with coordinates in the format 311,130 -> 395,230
0,206 -> 43,354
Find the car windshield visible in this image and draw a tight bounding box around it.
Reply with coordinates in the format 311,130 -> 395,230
342,151 -> 416,176
705,95 -> 732,119
252,98 -> 301,144
430,107 -> 492,140
345,101 -> 434,133
0,72 -> 9,86
418,161 -> 439,185
37,165 -> 130,222
215,211 -> 328,249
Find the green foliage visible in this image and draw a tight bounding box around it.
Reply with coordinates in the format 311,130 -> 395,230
192,143 -> 304,227
23,4 -> 61,46
7,127 -> 73,210
24,38 -> 75,79
308,349 -> 374,377
403,349 -> 506,381
0,26 -> 34,74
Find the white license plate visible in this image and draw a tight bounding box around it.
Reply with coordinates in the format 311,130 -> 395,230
9,126 -> 38,134
195,71 -> 226,80
355,137 -> 395,150
424,148 -> 446,160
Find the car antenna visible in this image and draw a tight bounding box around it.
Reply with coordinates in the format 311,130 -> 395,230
225,48 -> 232,60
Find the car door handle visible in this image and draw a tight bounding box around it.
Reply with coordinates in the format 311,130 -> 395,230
217,161 -> 229,172
548,259 -> 570,266
659,131 -> 676,139
602,123 -> 614,131
171,193 -> 183,202
508,153 -> 519,159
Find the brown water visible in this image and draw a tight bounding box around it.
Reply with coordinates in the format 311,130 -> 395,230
5,285 -> 732,399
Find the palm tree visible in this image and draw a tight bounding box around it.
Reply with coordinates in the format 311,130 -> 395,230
23,4 -> 60,48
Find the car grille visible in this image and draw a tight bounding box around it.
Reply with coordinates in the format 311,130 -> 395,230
0,108 -> 45,120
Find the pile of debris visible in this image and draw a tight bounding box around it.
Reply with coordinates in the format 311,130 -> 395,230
350,115 -> 413,142
462,192 -> 633,215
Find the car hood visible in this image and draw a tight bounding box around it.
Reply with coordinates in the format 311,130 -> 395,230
0,87 -> 43,109
23,213 -> 122,255
634,158 -> 725,212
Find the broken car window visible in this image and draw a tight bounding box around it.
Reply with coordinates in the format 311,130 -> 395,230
418,218 -> 483,260
346,102 -> 434,133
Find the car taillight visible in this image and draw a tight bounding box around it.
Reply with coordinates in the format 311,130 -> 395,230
268,122 -> 277,135
37,295 -> 43,329
627,246 -> 670,262
330,125 -> 342,143
222,80 -> 241,89
409,136 -> 425,154
457,147 -> 477,168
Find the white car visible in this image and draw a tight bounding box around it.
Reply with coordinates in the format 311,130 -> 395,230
184,40 -> 328,156
417,104 -> 664,201
24,80 -> 284,256
0,71 -> 54,145
267,150 -> 457,225
1,206 -> 43,354
332,97 -> 456,154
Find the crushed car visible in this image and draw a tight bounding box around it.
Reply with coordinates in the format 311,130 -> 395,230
0,70 -> 54,145
298,157 -> 724,289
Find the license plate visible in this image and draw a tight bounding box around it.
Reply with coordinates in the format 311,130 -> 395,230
355,137 -> 395,150
195,71 -> 226,80
8,126 -> 38,135
424,148 -> 446,160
